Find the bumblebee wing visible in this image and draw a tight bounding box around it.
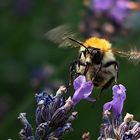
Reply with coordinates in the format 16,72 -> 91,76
113,48 -> 140,64
45,24 -> 81,48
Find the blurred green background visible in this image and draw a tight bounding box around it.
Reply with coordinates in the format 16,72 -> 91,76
0,0 -> 140,139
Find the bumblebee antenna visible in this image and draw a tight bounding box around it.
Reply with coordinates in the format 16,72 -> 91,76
68,37 -> 90,53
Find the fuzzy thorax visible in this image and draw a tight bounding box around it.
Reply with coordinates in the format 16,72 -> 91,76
82,37 -> 112,53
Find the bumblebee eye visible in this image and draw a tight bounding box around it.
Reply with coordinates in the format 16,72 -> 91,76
92,50 -> 103,64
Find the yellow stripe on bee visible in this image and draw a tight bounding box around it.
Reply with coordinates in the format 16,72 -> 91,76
83,37 -> 112,53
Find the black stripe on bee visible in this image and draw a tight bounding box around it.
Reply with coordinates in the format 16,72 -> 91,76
103,61 -> 118,67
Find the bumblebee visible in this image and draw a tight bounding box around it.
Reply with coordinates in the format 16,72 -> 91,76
68,37 -> 119,93
46,25 -> 140,93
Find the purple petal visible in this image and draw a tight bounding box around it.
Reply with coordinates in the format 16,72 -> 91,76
82,82 -> 94,98
73,75 -> 86,90
72,77 -> 94,105
112,97 -> 124,118
118,84 -> 126,92
91,0 -> 113,11
110,0 -> 129,22
72,89 -> 82,105
112,84 -> 126,100
103,101 -> 113,112
103,84 -> 126,119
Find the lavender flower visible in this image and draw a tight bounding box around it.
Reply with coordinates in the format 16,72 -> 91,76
72,75 -> 95,105
91,0 -> 130,22
98,112 -> 140,140
91,0 -> 113,12
18,86 -> 78,140
103,84 -> 126,119
18,76 -> 96,139
80,0 -> 140,38
18,113 -> 34,140
18,74 -> 140,140
98,84 -> 140,140
110,0 -> 130,23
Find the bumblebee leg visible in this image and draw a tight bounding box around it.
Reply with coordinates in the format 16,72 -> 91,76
98,77 -> 115,99
69,61 -> 77,86
114,62 -> 119,84
94,63 -> 102,79
91,63 -> 102,83
84,63 -> 89,75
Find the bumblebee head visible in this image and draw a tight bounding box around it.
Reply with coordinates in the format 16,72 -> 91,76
68,37 -> 111,64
